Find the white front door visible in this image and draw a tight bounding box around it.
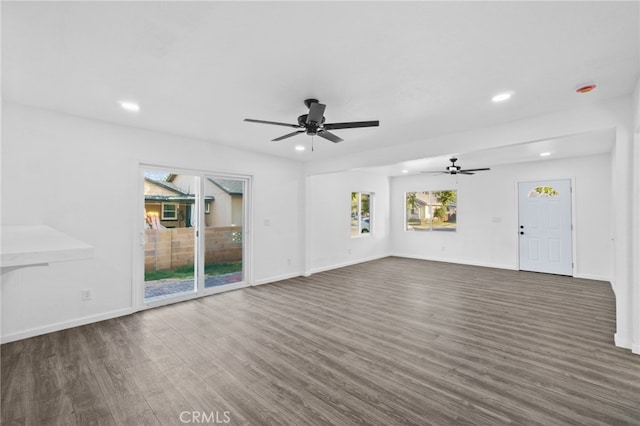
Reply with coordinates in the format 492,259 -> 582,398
518,179 -> 573,276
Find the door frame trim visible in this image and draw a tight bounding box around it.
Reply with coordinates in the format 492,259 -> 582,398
515,177 -> 577,276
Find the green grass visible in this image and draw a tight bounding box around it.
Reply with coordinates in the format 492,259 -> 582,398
408,219 -> 457,231
432,222 -> 457,229
145,261 -> 242,281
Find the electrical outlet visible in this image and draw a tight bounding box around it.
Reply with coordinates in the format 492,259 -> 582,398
82,289 -> 92,301
287,258 -> 292,266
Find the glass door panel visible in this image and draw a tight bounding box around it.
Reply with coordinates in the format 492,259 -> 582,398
143,170 -> 199,303
202,176 -> 244,289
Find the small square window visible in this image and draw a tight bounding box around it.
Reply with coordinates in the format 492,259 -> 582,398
161,203 -> 178,220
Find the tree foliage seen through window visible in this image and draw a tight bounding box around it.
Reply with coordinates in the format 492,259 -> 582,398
405,190 -> 457,231
351,192 -> 371,236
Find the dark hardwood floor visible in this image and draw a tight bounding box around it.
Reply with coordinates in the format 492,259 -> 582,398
2,257 -> 639,425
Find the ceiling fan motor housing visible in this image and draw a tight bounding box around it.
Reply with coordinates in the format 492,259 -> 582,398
447,157 -> 460,174
298,114 -> 325,135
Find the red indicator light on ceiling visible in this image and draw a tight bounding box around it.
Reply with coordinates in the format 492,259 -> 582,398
576,84 -> 597,94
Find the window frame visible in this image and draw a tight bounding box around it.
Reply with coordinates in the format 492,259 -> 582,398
161,202 -> 179,220
405,190 -> 457,232
351,191 -> 373,237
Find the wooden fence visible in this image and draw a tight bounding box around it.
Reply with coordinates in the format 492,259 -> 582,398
144,226 -> 242,271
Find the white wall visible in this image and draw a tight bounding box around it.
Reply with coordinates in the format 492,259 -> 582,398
1,103 -> 305,341
609,95 -> 636,352
632,77 -> 640,354
391,154 -> 612,280
2,96 -> 637,353
306,170 -> 390,274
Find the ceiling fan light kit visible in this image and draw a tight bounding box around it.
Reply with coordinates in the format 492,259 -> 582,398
491,92 -> 513,103
244,98 -> 379,144
420,157 -> 491,176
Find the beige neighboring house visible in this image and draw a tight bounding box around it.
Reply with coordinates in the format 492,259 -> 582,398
145,174 -> 243,228
144,177 -> 203,229
204,178 -> 244,227
407,192 -> 457,226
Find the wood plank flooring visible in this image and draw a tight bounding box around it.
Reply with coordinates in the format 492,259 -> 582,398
2,257 -> 639,425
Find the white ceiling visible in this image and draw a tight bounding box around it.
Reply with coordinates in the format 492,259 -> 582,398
371,127 -> 617,176
3,1 -> 639,171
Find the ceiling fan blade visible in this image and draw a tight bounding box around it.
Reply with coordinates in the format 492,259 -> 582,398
307,102 -> 326,124
317,130 -> 343,143
420,171 -> 449,174
459,168 -> 491,172
458,171 -> 476,175
272,130 -> 305,141
323,120 -> 379,130
244,118 -> 300,128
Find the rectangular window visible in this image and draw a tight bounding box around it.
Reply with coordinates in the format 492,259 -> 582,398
351,192 -> 372,236
405,190 -> 457,231
161,203 -> 178,220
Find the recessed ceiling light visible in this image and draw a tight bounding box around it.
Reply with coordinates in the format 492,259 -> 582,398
491,92 -> 513,103
401,170 -> 409,174
540,152 -> 551,157
294,145 -> 305,152
119,101 -> 140,112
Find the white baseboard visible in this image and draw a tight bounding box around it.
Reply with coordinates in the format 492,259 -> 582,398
1,307 -> 134,344
390,253 -> 516,271
614,333 -> 632,350
308,254 -> 390,275
392,254 -> 612,283
573,273 -> 611,282
253,272 -> 302,286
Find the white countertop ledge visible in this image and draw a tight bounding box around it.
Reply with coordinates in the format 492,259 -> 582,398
1,225 -> 94,268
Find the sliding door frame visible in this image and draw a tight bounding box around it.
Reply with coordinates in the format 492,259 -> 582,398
134,163 -> 253,311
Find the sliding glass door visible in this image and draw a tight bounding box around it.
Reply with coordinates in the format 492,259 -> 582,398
202,175 -> 244,290
143,170 -> 198,303
140,167 -> 249,306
